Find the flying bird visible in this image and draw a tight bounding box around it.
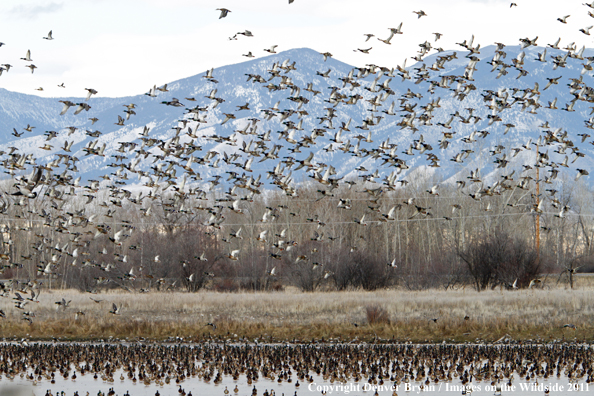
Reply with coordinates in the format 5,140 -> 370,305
20,50 -> 32,61
229,250 -> 240,260
84,88 -> 98,101
109,303 -> 121,315
217,8 -> 231,19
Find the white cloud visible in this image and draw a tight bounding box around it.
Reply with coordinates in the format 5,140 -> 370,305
8,2 -> 63,20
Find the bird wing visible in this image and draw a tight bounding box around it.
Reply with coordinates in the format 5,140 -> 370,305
387,206 -> 396,218
29,168 -> 42,187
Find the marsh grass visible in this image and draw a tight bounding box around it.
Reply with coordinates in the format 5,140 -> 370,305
365,305 -> 390,325
1,282 -> 593,342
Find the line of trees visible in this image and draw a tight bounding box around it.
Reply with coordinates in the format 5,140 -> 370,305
0,169 -> 592,292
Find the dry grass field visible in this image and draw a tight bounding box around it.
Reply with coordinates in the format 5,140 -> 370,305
1,276 -> 593,342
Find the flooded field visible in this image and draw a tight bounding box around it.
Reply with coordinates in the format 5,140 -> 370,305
0,343 -> 590,396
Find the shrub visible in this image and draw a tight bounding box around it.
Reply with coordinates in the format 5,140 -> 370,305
366,305 -> 390,325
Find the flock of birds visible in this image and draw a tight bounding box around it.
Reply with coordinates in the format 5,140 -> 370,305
0,343 -> 590,395
0,3 -> 593,396
0,2 -> 592,325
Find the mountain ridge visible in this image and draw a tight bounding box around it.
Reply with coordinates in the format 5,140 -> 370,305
0,45 -> 592,194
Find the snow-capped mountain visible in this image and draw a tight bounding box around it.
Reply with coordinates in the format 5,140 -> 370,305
0,45 -> 592,192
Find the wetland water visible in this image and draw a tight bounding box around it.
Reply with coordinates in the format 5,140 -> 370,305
0,343 -> 590,396
2,373 -> 589,396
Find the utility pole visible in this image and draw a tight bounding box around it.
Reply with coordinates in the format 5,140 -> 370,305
535,143 -> 540,265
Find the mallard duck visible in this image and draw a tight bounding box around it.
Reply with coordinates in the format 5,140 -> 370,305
20,49 -> 32,61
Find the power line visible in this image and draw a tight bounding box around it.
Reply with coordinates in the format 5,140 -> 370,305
0,210 -> 582,228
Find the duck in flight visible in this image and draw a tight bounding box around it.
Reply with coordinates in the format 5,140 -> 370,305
217,8 -> 231,19
20,50 -> 32,62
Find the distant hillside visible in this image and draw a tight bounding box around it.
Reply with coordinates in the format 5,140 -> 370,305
0,45 -> 592,192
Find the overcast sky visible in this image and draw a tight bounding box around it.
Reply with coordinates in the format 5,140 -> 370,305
0,0 -> 593,98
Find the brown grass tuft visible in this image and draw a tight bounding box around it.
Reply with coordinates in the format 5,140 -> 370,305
366,304 -> 390,325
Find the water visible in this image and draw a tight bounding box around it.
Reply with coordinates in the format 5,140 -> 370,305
0,343 -> 590,396
0,370 -> 589,396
